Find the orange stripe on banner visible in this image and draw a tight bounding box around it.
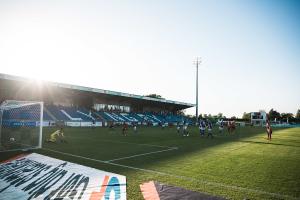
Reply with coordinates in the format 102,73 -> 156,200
89,175 -> 110,200
140,181 -> 160,200
0,154 -> 28,164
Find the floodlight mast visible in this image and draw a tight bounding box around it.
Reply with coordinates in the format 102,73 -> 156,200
194,57 -> 201,124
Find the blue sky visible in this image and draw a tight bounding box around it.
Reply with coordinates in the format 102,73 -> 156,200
0,0 -> 299,117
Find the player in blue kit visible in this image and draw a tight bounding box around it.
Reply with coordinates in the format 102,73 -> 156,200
207,120 -> 213,138
199,119 -> 206,136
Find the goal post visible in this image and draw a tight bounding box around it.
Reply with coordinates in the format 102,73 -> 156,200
0,100 -> 43,152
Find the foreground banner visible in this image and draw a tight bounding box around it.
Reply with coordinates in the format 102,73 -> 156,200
0,153 -> 126,200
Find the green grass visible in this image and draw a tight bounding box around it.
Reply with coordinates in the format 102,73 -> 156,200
1,126 -> 300,199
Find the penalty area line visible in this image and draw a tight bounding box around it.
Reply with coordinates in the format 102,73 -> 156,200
42,148 -> 298,200
106,147 -> 178,162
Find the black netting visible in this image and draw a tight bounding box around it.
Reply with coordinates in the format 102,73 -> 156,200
0,101 -> 42,152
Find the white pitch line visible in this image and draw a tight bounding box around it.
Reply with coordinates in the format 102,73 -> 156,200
43,148 -> 110,163
106,147 -> 178,162
42,148 -> 299,200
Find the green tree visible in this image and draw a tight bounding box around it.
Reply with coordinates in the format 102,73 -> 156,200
281,113 -> 294,123
296,109 -> 300,119
217,113 -> 223,118
242,112 -> 251,121
268,109 -> 281,120
177,110 -> 185,115
281,113 -> 294,119
144,94 -> 164,99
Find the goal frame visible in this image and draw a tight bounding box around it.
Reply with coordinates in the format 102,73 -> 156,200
0,100 -> 44,152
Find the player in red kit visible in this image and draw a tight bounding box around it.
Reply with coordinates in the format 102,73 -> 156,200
122,122 -> 128,136
266,120 -> 272,140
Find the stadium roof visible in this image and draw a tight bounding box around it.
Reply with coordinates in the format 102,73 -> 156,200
0,73 -> 195,109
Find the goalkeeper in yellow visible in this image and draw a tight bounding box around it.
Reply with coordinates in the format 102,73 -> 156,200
46,128 -> 66,143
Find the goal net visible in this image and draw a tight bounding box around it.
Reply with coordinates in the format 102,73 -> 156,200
0,100 -> 43,152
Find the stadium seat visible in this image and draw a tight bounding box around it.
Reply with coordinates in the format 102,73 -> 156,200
3,104 -> 192,124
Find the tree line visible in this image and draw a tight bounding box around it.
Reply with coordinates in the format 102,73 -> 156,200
186,109 -> 300,123
242,109 -> 300,123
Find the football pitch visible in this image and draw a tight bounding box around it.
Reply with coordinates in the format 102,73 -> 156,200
1,126 -> 300,199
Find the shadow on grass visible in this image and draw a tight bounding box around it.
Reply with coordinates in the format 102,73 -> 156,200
240,140 -> 300,148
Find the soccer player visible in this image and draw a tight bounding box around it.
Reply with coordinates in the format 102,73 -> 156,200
161,121 -> 165,129
218,119 -> 224,134
109,122 -> 114,129
176,122 -> 180,133
207,120 -> 213,138
266,120 -> 272,140
183,123 -> 189,136
133,123 -> 137,133
60,128 -> 67,143
122,122 -> 128,136
92,119 -> 96,129
46,128 -> 65,143
199,120 -> 206,136
227,120 -> 236,134
227,121 -> 231,133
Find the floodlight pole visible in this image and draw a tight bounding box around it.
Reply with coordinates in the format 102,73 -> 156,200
194,57 -> 201,124
39,102 -> 43,149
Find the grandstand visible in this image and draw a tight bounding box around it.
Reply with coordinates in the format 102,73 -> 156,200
0,73 -> 194,126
